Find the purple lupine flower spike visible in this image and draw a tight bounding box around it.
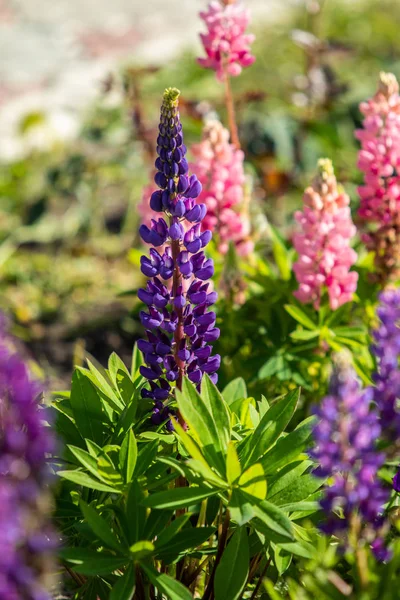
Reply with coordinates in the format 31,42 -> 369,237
0,317 -> 57,599
371,288 -> 400,443
310,356 -> 390,560
138,88 -> 220,429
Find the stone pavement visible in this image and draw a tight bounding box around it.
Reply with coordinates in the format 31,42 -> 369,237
0,0 -> 288,158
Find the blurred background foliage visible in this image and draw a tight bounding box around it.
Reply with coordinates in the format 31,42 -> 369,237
0,0 -> 398,388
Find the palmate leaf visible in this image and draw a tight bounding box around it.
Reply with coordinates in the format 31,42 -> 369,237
214,527 -> 249,600
67,445 -> 117,486
85,362 -> 125,413
240,388 -> 300,468
80,500 -> 126,553
261,415 -> 315,475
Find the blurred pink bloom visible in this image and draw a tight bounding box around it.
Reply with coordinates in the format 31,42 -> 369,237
356,72 -> 400,283
190,120 -> 253,256
198,0 -> 255,81
356,72 -> 400,224
293,159 -> 358,311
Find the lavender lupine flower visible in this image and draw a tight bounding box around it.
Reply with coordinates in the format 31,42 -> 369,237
0,318 -> 56,599
138,88 -> 220,428
371,288 -> 400,443
310,359 -> 390,560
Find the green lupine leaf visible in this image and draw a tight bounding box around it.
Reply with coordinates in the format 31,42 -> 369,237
60,548 -> 127,576
284,304 -> 318,330
240,388 -> 299,468
229,489 -> 255,526
252,499 -> 294,541
141,564 -> 193,600
129,541 -> 154,560
80,501 -> 125,553
261,416 -> 315,475
142,486 -> 218,510
110,564 -> 136,600
69,369 -> 105,444
176,377 -> 225,474
154,514 -> 192,549
226,442 -> 242,485
222,378 -> 247,405
57,470 -> 121,493
119,429 -> 137,483
86,362 -> 125,412
214,527 -> 249,600
155,527 -> 215,563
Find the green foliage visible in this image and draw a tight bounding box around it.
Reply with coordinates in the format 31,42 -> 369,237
54,353 -> 320,598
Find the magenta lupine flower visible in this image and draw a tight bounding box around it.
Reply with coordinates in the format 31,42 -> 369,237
310,359 -> 390,560
138,89 -> 220,429
293,159 -> 358,310
356,72 -> 400,283
371,288 -> 400,443
198,0 -> 255,81
190,120 -> 253,256
0,318 -> 56,599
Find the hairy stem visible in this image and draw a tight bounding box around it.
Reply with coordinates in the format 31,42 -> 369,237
249,557 -> 272,600
203,509 -> 231,600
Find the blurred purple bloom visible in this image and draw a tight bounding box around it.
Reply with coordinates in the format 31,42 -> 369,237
371,288 -> 400,441
0,319 -> 56,599
310,360 -> 389,560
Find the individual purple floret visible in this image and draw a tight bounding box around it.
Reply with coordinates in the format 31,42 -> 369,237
310,358 -> 390,560
138,88 -> 220,428
371,288 -> 400,442
0,318 -> 56,599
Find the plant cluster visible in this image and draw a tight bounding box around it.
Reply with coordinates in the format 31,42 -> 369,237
3,1 -> 400,599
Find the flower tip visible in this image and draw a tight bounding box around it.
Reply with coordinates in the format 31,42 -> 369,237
317,157 -> 334,178
378,71 -> 398,98
163,87 -> 181,107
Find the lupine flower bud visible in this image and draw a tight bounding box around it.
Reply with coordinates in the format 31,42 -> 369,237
0,318 -> 56,599
190,120 -> 253,256
138,89 -> 220,429
293,159 -> 358,310
371,288 -> 400,443
356,72 -> 400,284
198,0 -> 255,81
310,357 -> 390,560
